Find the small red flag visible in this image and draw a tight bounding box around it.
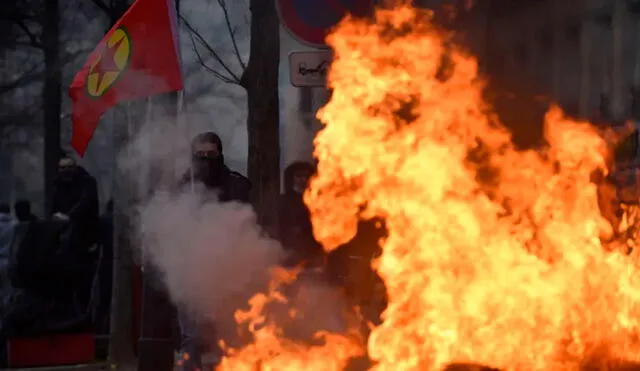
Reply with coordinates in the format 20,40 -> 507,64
69,0 -> 183,156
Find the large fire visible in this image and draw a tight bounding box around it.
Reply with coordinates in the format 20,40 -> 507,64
218,3 -> 640,371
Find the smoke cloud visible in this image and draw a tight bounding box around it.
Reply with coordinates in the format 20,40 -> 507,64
117,111 -> 358,355
138,188 -> 284,333
120,111 -> 286,340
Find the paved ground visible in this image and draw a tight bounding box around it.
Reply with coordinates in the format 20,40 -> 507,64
172,352 -> 219,371
6,352 -> 220,371
8,363 -> 112,371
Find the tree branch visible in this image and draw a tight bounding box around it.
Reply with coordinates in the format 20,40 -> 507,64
215,0 -> 247,70
0,4 -> 42,47
0,104 -> 39,147
0,65 -> 41,95
12,17 -> 41,48
0,48 -> 91,96
180,15 -> 242,84
90,0 -> 111,15
188,32 -> 236,84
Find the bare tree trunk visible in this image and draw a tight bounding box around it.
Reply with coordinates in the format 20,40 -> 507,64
110,110 -> 137,366
42,0 -> 61,216
241,0 -> 280,235
107,0 -> 137,366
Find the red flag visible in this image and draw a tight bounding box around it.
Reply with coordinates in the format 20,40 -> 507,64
69,0 -> 183,156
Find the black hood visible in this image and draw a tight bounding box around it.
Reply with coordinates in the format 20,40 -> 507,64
283,161 -> 315,193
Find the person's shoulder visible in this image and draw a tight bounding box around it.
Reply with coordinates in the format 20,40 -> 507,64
78,166 -> 97,184
229,170 -> 248,181
228,171 -> 251,189
173,170 -> 198,194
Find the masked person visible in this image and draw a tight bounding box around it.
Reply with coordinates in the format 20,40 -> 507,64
278,161 -> 324,267
49,153 -> 100,317
180,132 -> 251,202
51,152 -> 99,251
176,132 -> 251,371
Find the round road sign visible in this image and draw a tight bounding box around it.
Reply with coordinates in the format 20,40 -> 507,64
276,0 -> 376,48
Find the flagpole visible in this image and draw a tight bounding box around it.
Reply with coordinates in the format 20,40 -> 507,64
171,0 -> 192,194
176,90 -> 194,194
140,97 -> 152,274
126,101 -> 133,140
144,97 -> 153,197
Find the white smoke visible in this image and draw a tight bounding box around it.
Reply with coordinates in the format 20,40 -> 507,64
120,112 -> 286,341
118,110 -> 358,350
138,188 -> 283,328
108,0 -> 353,348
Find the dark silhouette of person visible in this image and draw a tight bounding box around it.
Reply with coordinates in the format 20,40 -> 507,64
278,161 -> 324,267
14,200 -> 37,223
0,203 -> 13,367
51,152 -> 99,252
50,152 -> 100,318
327,218 -> 388,325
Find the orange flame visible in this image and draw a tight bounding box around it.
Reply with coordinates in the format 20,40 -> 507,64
305,4 -> 640,371
216,267 -> 365,371
217,4 -> 640,371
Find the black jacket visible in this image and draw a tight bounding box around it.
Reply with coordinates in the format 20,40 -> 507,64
179,165 -> 251,203
51,167 -> 99,222
51,166 -> 99,249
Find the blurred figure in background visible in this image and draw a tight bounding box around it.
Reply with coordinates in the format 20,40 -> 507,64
51,152 -> 99,251
50,152 -> 100,317
278,161 -> 323,268
326,218 -> 387,326
0,204 -> 15,265
14,200 -> 37,223
0,203 -> 16,321
0,203 -> 15,366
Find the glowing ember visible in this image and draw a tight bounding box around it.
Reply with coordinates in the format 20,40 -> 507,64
217,3 -> 640,371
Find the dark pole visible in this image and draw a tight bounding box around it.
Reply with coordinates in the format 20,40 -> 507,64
109,0 -> 137,365
136,1 -> 181,370
42,0 -> 61,216
136,266 -> 175,371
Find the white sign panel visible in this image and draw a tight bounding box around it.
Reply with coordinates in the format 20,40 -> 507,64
289,50 -> 332,87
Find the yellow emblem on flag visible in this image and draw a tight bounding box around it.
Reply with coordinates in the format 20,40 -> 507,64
86,27 -> 132,98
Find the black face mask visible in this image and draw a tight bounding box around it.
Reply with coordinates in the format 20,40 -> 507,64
193,155 -> 225,185
59,168 -> 77,182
